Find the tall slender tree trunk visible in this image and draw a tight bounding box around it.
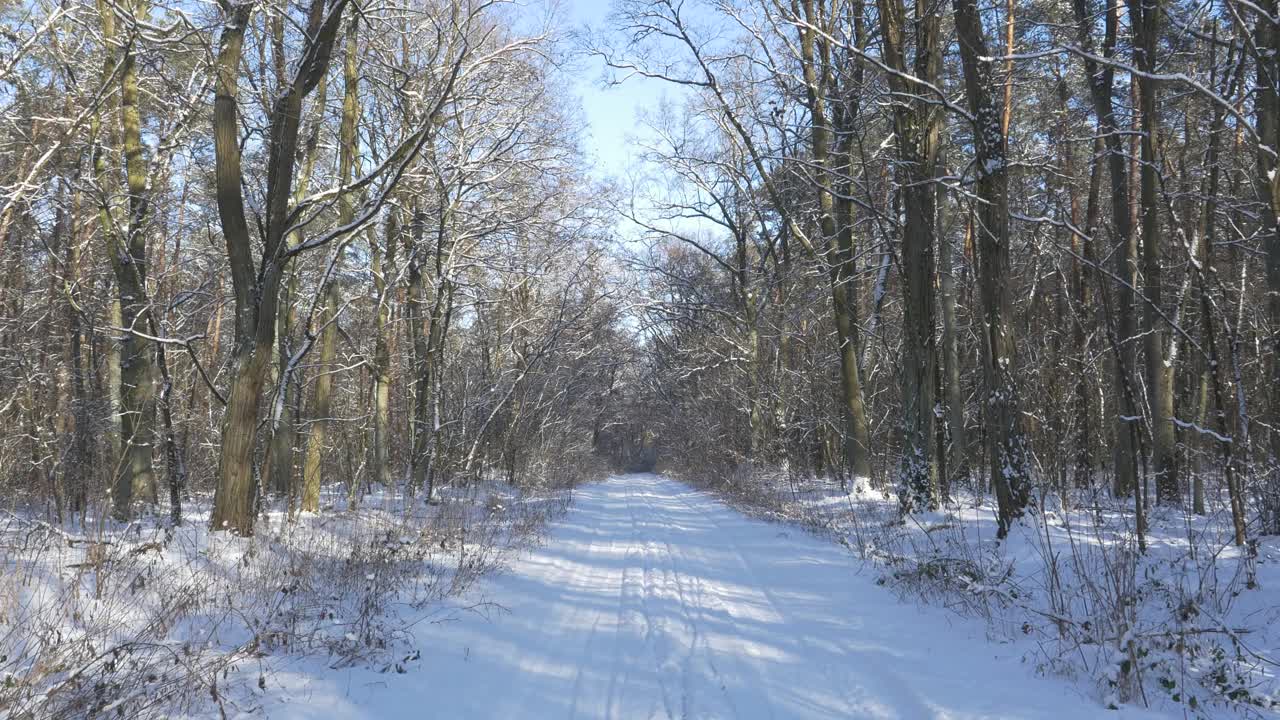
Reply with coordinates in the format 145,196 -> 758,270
1253,0 -> 1280,533
423,222 -> 456,498
795,0 -> 874,480
371,207 -> 398,489
209,3 -> 262,533
107,296 -> 123,492
1128,0 -> 1179,505
952,0 -> 1031,535
302,15 -> 359,512
1073,0 -> 1140,499
98,0 -> 158,521
938,176 -> 967,487
299,273 -> 340,511
50,180 -> 71,524
1065,79 -> 1100,490
739,232 -> 766,462
210,0 -> 347,534
407,206 -> 431,495
264,48 -> 328,504
1188,34 -> 1247,540
64,178 -> 90,514
877,0 -> 942,510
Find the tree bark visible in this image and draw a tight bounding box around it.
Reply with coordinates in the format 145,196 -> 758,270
1252,0 -> 1280,534
263,29 -> 328,504
1072,0 -> 1140,499
210,0 -> 347,534
97,0 -> 158,521
876,0 -> 942,510
1128,0 -> 1179,505
795,0 -> 874,480
937,179 -> 966,489
302,14 -> 359,512
952,0 -> 1031,535
371,207 -> 398,490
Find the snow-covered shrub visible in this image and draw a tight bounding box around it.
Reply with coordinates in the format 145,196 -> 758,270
685,467 -> 1280,718
0,479 -> 570,719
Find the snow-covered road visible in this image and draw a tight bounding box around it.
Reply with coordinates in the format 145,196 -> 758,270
267,474 -> 1163,719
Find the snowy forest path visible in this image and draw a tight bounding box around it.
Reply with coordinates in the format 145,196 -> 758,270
268,474 -> 1164,719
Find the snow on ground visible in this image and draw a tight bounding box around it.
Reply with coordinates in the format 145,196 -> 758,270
7,472 -> 1272,718
0,480 -> 566,718
247,474 -> 1169,719
714,472 -> 1280,719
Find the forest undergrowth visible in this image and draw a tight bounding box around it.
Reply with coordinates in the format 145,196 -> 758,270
0,476 -> 575,719
685,467 -> 1280,719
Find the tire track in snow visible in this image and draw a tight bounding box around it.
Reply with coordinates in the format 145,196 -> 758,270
623,477 -> 679,719
665,477 -> 934,718
566,505 -> 622,719
638,478 -> 761,720
631,479 -> 741,720
331,474 -> 1162,720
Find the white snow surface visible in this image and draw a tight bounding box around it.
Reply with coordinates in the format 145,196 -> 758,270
257,474 -> 1165,719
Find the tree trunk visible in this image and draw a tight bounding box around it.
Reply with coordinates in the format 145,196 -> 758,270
1128,0 -> 1178,505
302,15 -> 359,512
1253,0 -> 1280,534
64,179 -> 90,515
98,0 -> 158,521
1072,0 -> 1140,499
796,0 -> 874,480
371,207 -> 398,490
876,0 -> 942,510
938,178 -> 967,488
407,206 -> 432,495
210,0 -> 347,534
299,275 -> 340,512
263,46 -> 328,504
952,0 -> 1031,535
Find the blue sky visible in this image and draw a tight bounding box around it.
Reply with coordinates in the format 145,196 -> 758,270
557,0 -> 715,249
563,0 -> 673,185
